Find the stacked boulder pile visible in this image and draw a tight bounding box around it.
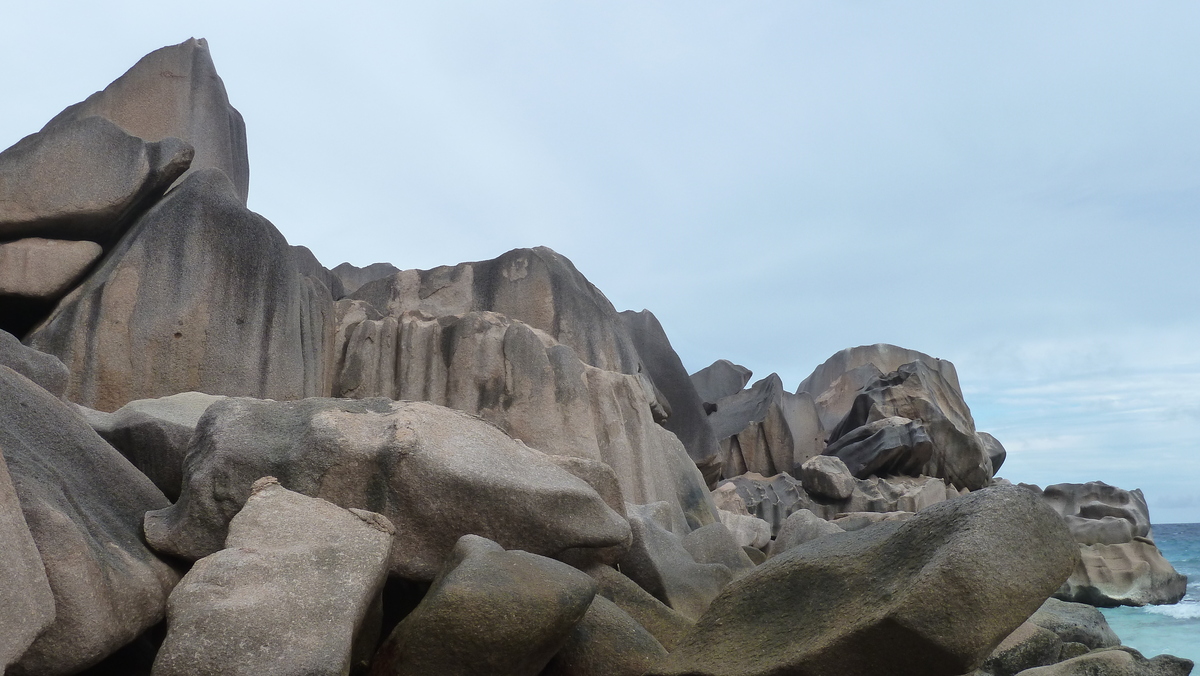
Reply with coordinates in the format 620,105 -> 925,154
0,39 -> 1191,676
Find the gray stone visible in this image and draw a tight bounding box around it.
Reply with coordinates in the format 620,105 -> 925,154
681,522 -> 756,576
719,472 -> 821,536
1017,647 -> 1194,676
831,510 -> 915,531
80,391 -> 224,501
333,309 -> 718,529
0,238 -> 102,300
0,448 -> 54,672
798,454 -> 856,500
152,479 -> 393,676
0,366 -> 179,676
824,415 -> 935,479
710,374 -> 824,479
27,168 -> 333,412
979,431 -> 1007,474
797,342 -> 963,402
542,595 -> 668,676
368,535 -> 597,676
331,261 -> 401,295
690,359 -> 752,405
0,115 -> 191,242
290,244 -> 345,299
766,508 -> 844,558
828,361 -> 993,490
979,622 -> 1064,676
1042,482 -> 1152,541
808,362 -> 884,432
144,397 -> 631,581
547,455 -> 628,518
1057,540 -> 1188,607
618,510 -> 734,621
649,486 -> 1079,676
1029,597 -> 1120,650
44,38 -> 249,203
620,309 -> 721,480
583,564 -> 694,652
0,328 -> 68,397
715,510 -> 772,550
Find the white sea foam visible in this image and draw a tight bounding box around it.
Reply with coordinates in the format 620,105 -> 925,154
1144,602 -> 1200,620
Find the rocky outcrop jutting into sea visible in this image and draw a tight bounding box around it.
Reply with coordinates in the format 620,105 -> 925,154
0,39 -> 1192,676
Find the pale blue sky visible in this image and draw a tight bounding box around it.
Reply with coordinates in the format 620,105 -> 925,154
4,3 -> 1198,522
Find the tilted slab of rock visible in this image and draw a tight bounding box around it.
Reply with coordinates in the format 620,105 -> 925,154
0,115 -> 192,242
369,535 -> 597,676
0,366 -> 179,676
976,621 -> 1066,676
1041,481 -> 1153,543
1017,646 -> 1194,676
618,509 -> 733,622
152,479 -> 394,676
1029,597 -> 1120,650
290,244 -> 346,299
0,328 -> 68,397
334,309 -> 718,529
43,38 -> 250,203
1056,540 -> 1188,607
766,508 -> 844,559
710,373 -> 824,479
331,260 -> 401,295
350,246 -> 642,374
27,168 -> 333,411
827,360 -> 994,490
797,343 -> 962,400
650,486 -> 1079,676
0,238 -> 102,301
689,359 -> 752,406
0,447 -> 54,672
620,309 -> 721,478
583,563 -> 695,652
144,397 -> 631,580
78,391 -> 224,501
824,415 -> 936,477
542,594 -> 669,676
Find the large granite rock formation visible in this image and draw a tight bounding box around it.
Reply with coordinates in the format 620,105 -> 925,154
690,359 -> 753,406
144,397 -> 631,580
708,373 -> 824,479
1016,647 -> 1193,676
0,448 -> 55,673
27,168 -> 333,411
368,535 -> 597,676
0,328 -> 69,397
331,261 -> 401,295
542,594 -> 668,676
649,486 -> 1079,676
0,115 -> 192,243
0,238 -> 103,300
0,366 -> 180,675
1037,482 -> 1187,606
333,309 -> 718,528
826,361 -> 994,490
152,479 -> 394,676
41,38 -> 249,203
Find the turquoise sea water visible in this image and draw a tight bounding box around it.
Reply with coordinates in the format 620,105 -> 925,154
1099,523 -> 1200,663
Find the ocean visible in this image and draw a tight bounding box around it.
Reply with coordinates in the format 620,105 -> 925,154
1099,523 -> 1200,663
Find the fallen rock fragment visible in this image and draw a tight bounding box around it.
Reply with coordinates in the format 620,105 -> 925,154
0,238 -> 102,300
152,479 -> 393,676
1028,597 -> 1120,650
798,454 -> 856,500
0,366 -> 179,676
650,486 -> 1078,676
144,397 -> 631,580
977,622 -> 1064,676
369,535 -> 597,676
542,595 -> 668,676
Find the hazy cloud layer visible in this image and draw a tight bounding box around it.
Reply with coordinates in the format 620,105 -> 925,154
3,2 -> 1196,521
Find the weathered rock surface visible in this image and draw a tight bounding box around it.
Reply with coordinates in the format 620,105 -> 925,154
291,244 -> 345,299
369,535 -> 597,676
152,479 -> 393,676
144,397 -> 631,580
979,431 -> 1007,474
650,486 -> 1079,676
827,361 -> 993,490
681,522 -> 756,576
618,510 -> 733,621
1029,597 -> 1120,650
27,168 -> 333,411
977,622 -> 1065,676
79,391 -> 224,501
620,309 -> 721,477
690,359 -> 752,406
766,508 -> 844,558
0,115 -> 192,242
43,38 -> 249,203
0,238 -> 103,300
0,448 -> 55,672
583,564 -> 695,652
334,309 -> 718,528
1057,540 -> 1188,607
349,246 -> 641,374
709,373 -> 824,479
798,454 -> 856,500
0,366 -> 180,676
542,595 -> 668,676
1036,482 -> 1187,606
797,343 -> 962,409
824,415 -> 935,478
1017,647 -> 1194,676
0,328 -> 69,397
331,260 -> 400,295
715,509 -> 772,550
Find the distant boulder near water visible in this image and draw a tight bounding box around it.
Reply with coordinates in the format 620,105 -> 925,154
0,39 -> 1192,675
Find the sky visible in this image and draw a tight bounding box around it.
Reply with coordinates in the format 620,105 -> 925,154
3,2 -> 1198,522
